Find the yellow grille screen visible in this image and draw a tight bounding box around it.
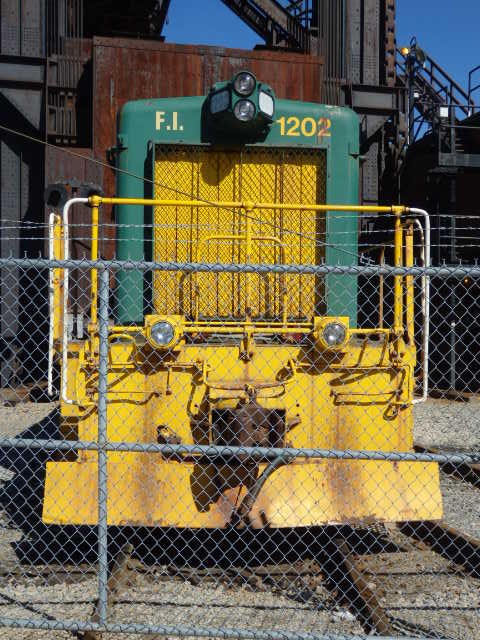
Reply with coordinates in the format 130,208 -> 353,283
153,146 -> 326,321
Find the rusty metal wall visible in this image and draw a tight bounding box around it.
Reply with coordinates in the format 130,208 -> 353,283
45,144 -> 104,250
45,144 -> 105,321
91,37 -> 324,256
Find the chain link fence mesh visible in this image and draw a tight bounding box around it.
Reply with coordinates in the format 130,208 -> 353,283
0,206 -> 479,640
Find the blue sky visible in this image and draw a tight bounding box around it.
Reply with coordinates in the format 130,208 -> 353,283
163,0 -> 480,97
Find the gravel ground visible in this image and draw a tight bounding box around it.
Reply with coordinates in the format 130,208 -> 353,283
414,397 -> 480,450
0,572 -> 364,639
440,474 -> 480,538
356,539 -> 480,640
413,398 -> 480,538
0,403 -> 57,438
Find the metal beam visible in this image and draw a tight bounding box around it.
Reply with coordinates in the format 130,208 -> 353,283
439,152 -> 480,168
0,55 -> 45,87
153,0 -> 172,34
220,0 -> 312,50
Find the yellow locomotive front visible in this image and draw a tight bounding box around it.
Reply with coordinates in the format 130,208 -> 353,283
43,74 -> 442,528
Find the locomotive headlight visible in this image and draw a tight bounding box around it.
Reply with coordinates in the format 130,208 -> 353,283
146,315 -> 184,350
314,317 -> 349,351
206,75 -> 275,137
233,72 -> 256,96
234,99 -> 256,122
258,90 -> 275,118
210,88 -> 230,115
322,322 -> 347,347
151,321 -> 175,346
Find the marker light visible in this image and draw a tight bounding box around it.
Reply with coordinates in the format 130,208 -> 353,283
258,90 -> 275,118
322,322 -> 347,348
150,321 -> 175,347
233,72 -> 256,96
234,99 -> 255,122
400,46 -> 410,56
210,89 -> 230,114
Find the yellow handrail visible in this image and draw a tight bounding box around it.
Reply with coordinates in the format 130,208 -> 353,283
86,196 -> 407,333
393,215 -> 403,335
90,195 -> 406,215
404,223 -> 415,344
90,202 -> 99,328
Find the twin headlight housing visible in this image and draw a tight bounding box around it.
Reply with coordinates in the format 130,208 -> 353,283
208,71 -> 275,129
233,71 -> 256,96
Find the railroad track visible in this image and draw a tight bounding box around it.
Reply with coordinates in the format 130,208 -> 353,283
119,522 -> 480,638
163,523 -> 480,638
327,522 -> 480,637
0,522 -> 478,638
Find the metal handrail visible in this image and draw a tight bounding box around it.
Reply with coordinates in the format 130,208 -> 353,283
468,64 -> 480,115
397,45 -> 474,117
53,196 -> 431,405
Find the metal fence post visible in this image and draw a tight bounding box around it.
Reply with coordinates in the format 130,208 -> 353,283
450,320 -> 457,391
97,266 -> 110,625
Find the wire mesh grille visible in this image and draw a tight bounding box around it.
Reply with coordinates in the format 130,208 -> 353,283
153,146 -> 327,320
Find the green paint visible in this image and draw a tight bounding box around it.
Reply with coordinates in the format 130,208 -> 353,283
116,88 -> 359,323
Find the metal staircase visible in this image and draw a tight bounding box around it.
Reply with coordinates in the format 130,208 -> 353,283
219,0 -> 312,50
396,39 -> 480,168
218,1 -> 402,204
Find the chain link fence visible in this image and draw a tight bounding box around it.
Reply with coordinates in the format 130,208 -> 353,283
0,212 -> 479,640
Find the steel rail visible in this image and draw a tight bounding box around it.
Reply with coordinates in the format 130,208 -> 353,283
414,442 -> 480,487
409,209 -> 431,404
90,195 -> 407,215
333,539 -> 395,635
399,521 -> 480,577
60,197 -> 89,405
47,212 -> 59,397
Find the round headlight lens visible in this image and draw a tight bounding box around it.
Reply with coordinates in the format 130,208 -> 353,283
322,322 -> 347,348
233,99 -> 255,122
233,72 -> 256,96
151,321 -> 175,346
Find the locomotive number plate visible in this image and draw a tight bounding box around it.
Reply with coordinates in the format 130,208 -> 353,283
276,116 -> 332,139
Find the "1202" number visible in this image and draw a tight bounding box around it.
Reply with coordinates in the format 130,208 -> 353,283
276,116 -> 332,138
